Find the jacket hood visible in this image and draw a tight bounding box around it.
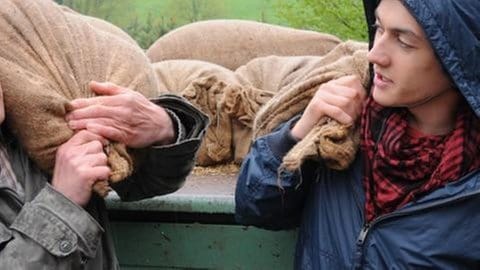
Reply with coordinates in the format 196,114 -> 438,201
362,0 -> 480,117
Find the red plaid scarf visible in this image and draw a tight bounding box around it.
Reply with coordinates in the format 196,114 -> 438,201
361,97 -> 480,222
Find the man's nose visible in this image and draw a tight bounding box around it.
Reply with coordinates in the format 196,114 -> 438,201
367,38 -> 390,67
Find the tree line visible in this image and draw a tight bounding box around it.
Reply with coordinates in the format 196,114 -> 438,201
54,0 -> 366,49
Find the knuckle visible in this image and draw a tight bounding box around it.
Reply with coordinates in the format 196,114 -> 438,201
93,167 -> 110,180
120,133 -> 129,143
100,170 -> 111,180
125,94 -> 136,106
317,83 -> 332,93
330,107 -> 344,119
93,104 -> 104,114
320,83 -> 334,93
126,107 -> 134,116
348,89 -> 365,102
63,151 -> 75,161
99,153 -> 108,163
344,75 -> 357,83
344,117 -> 354,125
338,98 -> 349,108
104,166 -> 112,176
92,140 -> 103,150
310,102 -> 324,115
344,87 -> 357,98
57,146 -> 75,161
68,111 -> 78,119
77,129 -> 90,137
313,91 -> 327,104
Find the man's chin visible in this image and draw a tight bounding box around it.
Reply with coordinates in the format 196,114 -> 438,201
372,90 -> 392,107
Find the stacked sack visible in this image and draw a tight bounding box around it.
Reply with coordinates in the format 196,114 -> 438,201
149,20 -> 370,171
0,0 -> 159,196
147,20 -> 341,70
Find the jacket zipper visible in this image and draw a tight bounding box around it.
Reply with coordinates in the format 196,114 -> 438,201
353,185 -> 480,269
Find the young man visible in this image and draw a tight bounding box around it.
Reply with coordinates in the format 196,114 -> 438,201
0,81 -> 208,269
235,0 -> 480,269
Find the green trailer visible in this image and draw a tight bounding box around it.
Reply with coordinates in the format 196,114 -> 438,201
106,174 -> 297,270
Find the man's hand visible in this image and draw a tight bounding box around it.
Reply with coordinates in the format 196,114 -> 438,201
66,81 -> 175,148
291,75 -> 366,140
51,130 -> 110,206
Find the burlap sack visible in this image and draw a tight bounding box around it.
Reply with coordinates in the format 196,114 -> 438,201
219,83 -> 274,163
0,0 -> 158,196
153,41 -> 369,170
153,59 -> 272,165
147,19 -> 341,70
153,60 -> 240,93
60,5 -> 138,46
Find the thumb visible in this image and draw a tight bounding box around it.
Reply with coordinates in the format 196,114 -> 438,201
89,81 -> 125,96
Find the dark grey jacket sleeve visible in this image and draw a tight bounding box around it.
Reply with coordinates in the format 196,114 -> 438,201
0,184 -> 103,269
112,94 -> 209,201
0,94 -> 207,268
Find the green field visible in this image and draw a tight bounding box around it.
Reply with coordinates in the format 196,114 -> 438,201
138,1 -> 282,22
59,0 -> 366,48
59,0 -> 291,48
103,0 -> 289,32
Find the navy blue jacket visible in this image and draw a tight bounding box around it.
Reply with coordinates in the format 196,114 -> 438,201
235,0 -> 480,269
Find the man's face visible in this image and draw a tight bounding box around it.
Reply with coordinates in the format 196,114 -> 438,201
368,0 -> 455,108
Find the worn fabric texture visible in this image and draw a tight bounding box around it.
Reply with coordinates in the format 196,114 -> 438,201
361,97 -> 480,222
59,5 -> 138,47
153,60 -> 240,94
147,19 -> 341,70
154,60 -> 242,165
252,41 -> 369,170
0,0 -> 158,195
153,59 -> 272,165
154,40 -> 369,170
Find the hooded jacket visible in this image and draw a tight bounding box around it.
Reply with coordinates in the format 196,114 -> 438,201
235,0 -> 480,269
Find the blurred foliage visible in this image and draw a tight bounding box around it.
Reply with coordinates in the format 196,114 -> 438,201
164,0 -> 227,23
55,0 -> 135,22
54,0 -> 367,48
274,0 -> 367,41
54,0 -> 228,48
125,14 -> 177,49
127,0 -> 226,48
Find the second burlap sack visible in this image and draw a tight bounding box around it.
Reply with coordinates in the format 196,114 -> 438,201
153,40 -> 369,171
153,60 -> 271,166
0,0 -> 158,196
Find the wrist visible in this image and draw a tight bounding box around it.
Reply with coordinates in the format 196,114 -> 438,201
152,106 -> 176,145
51,181 -> 89,207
